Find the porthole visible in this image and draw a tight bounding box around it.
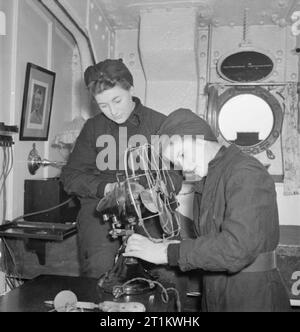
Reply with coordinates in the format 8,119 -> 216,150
207,86 -> 283,155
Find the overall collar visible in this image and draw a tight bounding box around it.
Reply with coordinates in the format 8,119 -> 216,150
125,97 -> 142,127
194,144 -> 241,193
208,144 -> 241,170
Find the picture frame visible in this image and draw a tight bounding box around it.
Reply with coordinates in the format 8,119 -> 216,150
20,63 -> 56,141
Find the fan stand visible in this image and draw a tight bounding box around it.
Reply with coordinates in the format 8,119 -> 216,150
96,144 -> 180,301
97,249 -> 156,298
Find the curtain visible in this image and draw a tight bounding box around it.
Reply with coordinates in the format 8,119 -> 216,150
282,83 -> 300,195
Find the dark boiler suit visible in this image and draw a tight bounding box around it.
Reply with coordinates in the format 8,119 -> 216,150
60,97 -> 182,278
168,144 -> 290,312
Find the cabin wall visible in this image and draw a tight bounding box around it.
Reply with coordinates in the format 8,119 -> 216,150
114,23 -> 300,226
115,29 -> 146,103
58,0 -> 115,61
0,0 -> 92,221
0,0 -> 115,289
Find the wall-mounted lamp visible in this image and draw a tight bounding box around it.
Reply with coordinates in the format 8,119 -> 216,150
27,143 -> 66,175
27,117 -> 85,175
0,11 -> 6,36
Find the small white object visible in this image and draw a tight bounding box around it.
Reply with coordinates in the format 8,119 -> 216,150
290,299 -> 300,307
46,290 -> 99,312
99,301 -> 146,312
53,290 -> 78,312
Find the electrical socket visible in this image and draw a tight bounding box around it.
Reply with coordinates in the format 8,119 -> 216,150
0,122 -> 18,146
0,135 -> 13,147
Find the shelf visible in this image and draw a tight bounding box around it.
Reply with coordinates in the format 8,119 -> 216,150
0,220 -> 77,241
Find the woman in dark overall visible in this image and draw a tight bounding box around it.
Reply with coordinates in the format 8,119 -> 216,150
124,108 -> 290,312
60,59 -> 182,278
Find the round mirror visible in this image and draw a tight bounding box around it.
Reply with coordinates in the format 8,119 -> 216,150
219,94 -> 274,146
208,86 -> 283,155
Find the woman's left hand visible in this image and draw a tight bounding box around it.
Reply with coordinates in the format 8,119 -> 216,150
123,234 -> 180,265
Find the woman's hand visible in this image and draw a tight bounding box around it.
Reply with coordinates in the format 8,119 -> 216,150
123,234 -> 180,265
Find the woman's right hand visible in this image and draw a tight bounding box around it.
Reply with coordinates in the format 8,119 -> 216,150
123,234 -> 180,265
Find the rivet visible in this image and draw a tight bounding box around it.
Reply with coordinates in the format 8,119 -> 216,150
278,0 -> 287,8
213,19 -> 220,26
278,18 -> 287,27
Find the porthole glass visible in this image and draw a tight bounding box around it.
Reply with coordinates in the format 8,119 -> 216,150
206,86 -> 284,155
219,94 -> 274,146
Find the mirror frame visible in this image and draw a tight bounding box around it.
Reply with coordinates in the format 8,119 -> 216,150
207,85 -> 283,155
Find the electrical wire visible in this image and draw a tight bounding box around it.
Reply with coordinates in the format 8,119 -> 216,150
0,148 -> 6,184
0,147 -> 23,289
116,277 -> 182,312
11,197 -> 73,223
2,238 -> 17,271
1,146 -> 14,222
0,146 -> 8,195
0,144 -> 75,290
0,146 -> 13,196
0,144 -> 26,290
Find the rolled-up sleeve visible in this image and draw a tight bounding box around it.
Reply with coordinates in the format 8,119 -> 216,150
172,162 -> 276,274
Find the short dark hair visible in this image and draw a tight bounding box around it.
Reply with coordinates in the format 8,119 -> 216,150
84,59 -> 133,96
88,74 -> 132,96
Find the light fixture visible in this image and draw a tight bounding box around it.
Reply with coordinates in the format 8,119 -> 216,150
27,117 -> 85,175
0,11 -> 6,36
27,143 -> 66,175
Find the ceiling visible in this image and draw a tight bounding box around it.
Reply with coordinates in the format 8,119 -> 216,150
94,0 -> 299,29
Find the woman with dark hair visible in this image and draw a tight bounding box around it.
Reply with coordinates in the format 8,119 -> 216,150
60,59 -> 182,278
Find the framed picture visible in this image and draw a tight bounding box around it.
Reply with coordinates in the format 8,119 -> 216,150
20,63 -> 56,141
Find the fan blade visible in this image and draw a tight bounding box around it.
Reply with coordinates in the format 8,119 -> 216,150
140,189 -> 159,213
156,195 -> 174,235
